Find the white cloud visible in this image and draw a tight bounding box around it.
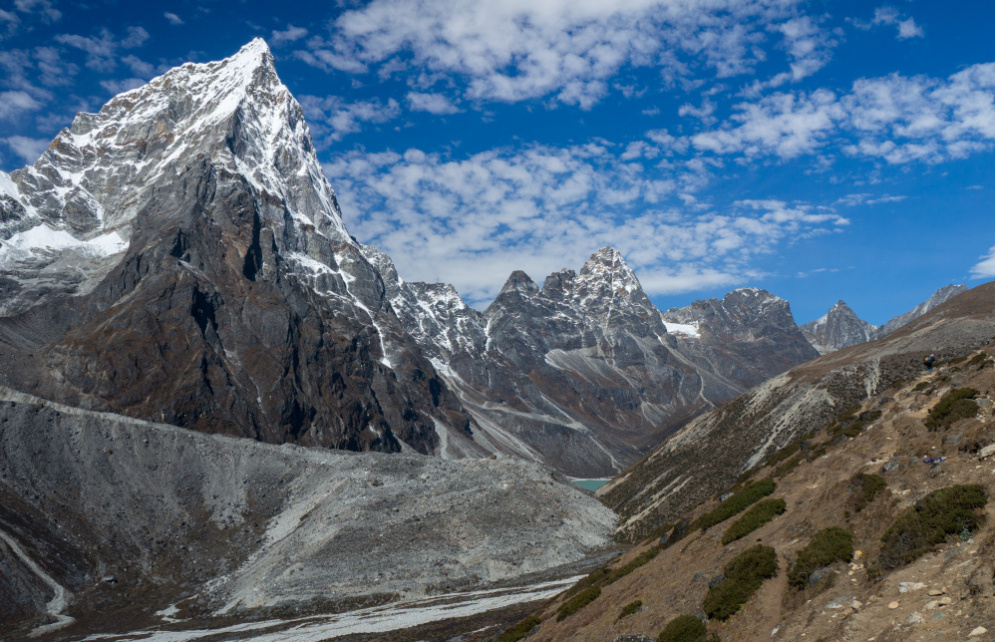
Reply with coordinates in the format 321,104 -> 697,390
298,95 -> 401,143
323,144 -> 849,302
872,7 -> 924,40
692,89 -> 841,158
970,245 -> 995,279
407,91 -> 460,114
56,26 -> 149,72
0,10 -> 19,38
13,0 -> 60,22
295,0 -> 820,107
693,61 -> 995,164
163,12 -> 183,26
0,90 -> 41,120
4,135 -> 48,162
99,77 -> 145,96
271,24 -> 308,46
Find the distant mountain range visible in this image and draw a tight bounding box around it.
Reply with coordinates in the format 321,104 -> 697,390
0,40 -> 990,638
0,37 -> 969,479
800,284 -> 968,355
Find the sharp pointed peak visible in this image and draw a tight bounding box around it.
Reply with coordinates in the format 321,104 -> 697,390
499,270 -> 539,296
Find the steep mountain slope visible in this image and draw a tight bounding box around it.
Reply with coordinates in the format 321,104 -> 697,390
877,283 -> 969,337
500,340 -> 995,641
801,284 -> 969,355
0,386 -> 615,638
662,288 -> 820,398
601,281 -> 995,542
0,39 -> 477,456
367,246 -> 819,477
801,300 -> 878,355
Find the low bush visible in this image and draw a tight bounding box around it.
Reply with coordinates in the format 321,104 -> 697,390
722,498 -> 787,544
925,388 -> 979,430
879,484 -> 988,570
913,381 -> 930,392
968,353 -> 988,367
561,566 -> 611,599
849,473 -> 887,512
618,599 -> 643,620
695,480 -> 776,531
787,527 -> 854,590
607,548 -> 658,584
703,545 -> 778,620
774,453 -> 804,478
657,614 -> 710,642
498,615 -> 541,642
556,585 -> 601,621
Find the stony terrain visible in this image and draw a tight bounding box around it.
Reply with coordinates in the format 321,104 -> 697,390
501,309 -> 995,641
369,244 -> 823,477
602,281 -> 995,542
0,386 -> 615,639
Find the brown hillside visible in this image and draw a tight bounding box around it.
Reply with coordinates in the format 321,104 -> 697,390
501,341 -> 995,641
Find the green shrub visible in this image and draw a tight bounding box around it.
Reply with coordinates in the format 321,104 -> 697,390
561,565 -> 611,599
704,545 -> 778,620
850,473 -> 887,512
880,485 -> 988,569
556,585 -> 601,621
968,353 -> 987,367
607,549 -> 658,584
774,453 -> 804,478
925,388 -> 979,430
618,599 -> 643,620
657,614 -> 708,642
765,440 -> 801,469
787,527 -> 854,589
695,480 -> 776,531
913,381 -> 930,392
498,615 -> 541,642
722,498 -> 787,544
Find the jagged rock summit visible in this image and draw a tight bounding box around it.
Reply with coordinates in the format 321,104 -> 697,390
801,300 -> 878,355
369,244 -> 820,476
800,284 -> 969,354
0,39 -> 477,455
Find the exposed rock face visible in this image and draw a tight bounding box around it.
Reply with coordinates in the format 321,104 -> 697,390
876,284 -> 968,337
801,300 -> 878,355
799,285 -> 970,355
0,386 -> 615,636
662,288 -> 820,396
0,40 -> 476,456
370,246 -> 819,477
601,281 -> 995,541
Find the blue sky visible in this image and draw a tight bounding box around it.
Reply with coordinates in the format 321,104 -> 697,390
2,0 -> 995,325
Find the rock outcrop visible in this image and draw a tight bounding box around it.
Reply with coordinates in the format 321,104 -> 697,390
0,39 -> 477,456
801,300 -> 878,355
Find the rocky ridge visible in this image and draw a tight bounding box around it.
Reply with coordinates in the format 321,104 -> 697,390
508,333 -> 995,641
0,39 -> 479,457
0,385 -> 615,638
801,284 -> 969,354
368,245 -> 821,477
601,281 -> 995,541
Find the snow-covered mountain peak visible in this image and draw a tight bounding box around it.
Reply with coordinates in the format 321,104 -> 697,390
578,246 -> 641,292
1,39 -> 354,314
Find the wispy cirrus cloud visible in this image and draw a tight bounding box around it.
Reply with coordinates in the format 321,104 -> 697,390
296,0 -> 828,109
298,95 -> 401,143
3,135 -> 48,162
691,61 -> 995,164
872,7 -> 924,40
324,143 -> 848,302
271,24 -> 307,46
970,245 -> 995,279
55,26 -> 149,72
